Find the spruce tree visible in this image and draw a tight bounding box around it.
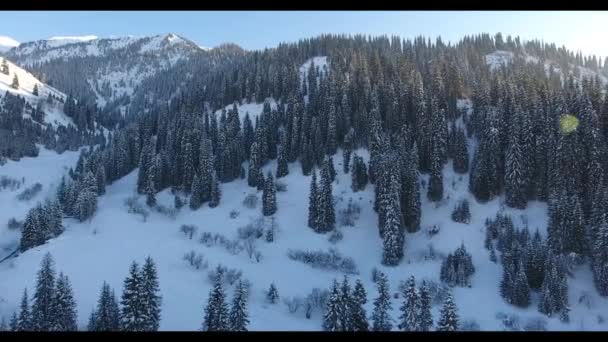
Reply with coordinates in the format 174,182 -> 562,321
308,169 -> 319,231
31,253 -> 56,331
262,172 -> 277,216
33,84 -> 39,96
398,276 -> 419,331
371,272 -> 392,331
9,312 -> 18,332
229,280 -> 249,331
11,74 -> 19,89
277,145 -> 289,178
190,174 -> 203,210
338,276 -> 351,331
52,273 -> 78,331
419,281 -> 433,331
350,279 -> 369,331
323,279 -> 341,331
427,143 -> 444,202
317,162 -> 335,232
209,171 -> 221,208
120,262 -> 145,331
512,261 -> 531,308
17,288 -> 31,331
140,257 -> 161,331
92,282 -> 120,331
203,272 -> 229,331
437,292 -> 459,331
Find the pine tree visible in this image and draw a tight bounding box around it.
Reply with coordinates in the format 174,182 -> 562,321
505,131 -> 527,209
203,272 -> 229,331
427,143 -> 444,202
437,292 -> 459,331
17,288 -> 31,331
327,157 -> 336,183
398,275 -> 419,331
453,128 -> 469,174
31,253 -> 56,331
338,276 -> 351,331
33,84 -> 39,96
512,261 -> 531,308
262,172 -> 277,216
308,169 -> 319,231
91,282 -> 120,331
120,262 -> 145,331
209,171 -> 221,208
190,173 -> 203,210
140,257 -> 161,331
381,176 -> 405,266
11,74 -> 19,89
9,312 -> 18,332
323,279 -> 341,331
343,129 -> 354,174
418,281 -> 433,331
276,145 -> 289,178
229,280 -> 249,331
350,279 -> 369,331
316,162 -> 335,232
266,283 -> 279,304
52,273 -> 78,331
371,272 -> 392,331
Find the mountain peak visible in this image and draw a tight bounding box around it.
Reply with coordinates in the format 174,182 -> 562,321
0,36 -> 20,52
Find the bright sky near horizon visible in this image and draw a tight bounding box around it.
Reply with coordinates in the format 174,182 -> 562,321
1,11 -> 607,59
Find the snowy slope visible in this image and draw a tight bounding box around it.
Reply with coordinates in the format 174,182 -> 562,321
485,50 -> 608,86
0,58 -> 73,127
46,35 -> 98,48
0,148 -> 81,260
1,145 -> 608,330
0,36 -> 19,53
215,98 -> 278,122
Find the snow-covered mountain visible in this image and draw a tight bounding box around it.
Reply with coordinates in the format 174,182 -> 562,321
0,58 -> 73,127
0,36 -> 19,53
5,33 -> 204,108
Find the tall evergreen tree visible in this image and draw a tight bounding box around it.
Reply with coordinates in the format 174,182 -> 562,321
418,281 -> 433,331
350,279 -> 369,331
52,273 -> 78,331
229,280 -> 249,332
31,253 -> 56,331
398,275 -> 419,331
371,272 -> 392,331
203,272 -> 229,331
120,262 -> 145,331
262,172 -> 277,216
140,257 -> 162,331
17,288 -> 31,331
437,292 -> 459,331
323,279 -> 341,331
308,169 -> 319,231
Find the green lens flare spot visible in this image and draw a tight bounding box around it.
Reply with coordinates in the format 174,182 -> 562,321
560,114 -> 579,135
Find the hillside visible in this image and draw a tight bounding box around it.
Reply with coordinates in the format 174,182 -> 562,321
0,58 -> 72,127
0,32 -> 608,332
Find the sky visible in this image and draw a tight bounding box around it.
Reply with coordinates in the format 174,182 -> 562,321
1,11 -> 607,59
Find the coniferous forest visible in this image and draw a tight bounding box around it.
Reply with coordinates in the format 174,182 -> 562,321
1,28 -> 608,331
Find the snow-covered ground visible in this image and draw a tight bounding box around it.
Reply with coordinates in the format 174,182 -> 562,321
215,98 -> 278,123
0,58 -> 73,127
1,143 -> 608,330
0,148 -> 81,260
